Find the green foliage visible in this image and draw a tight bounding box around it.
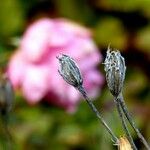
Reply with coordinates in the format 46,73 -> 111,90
94,17 -> 127,50
135,26 -> 150,52
0,0 -> 24,38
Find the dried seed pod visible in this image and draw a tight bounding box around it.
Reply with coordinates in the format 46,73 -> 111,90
118,136 -> 132,150
57,54 -> 119,143
0,74 -> 14,115
104,46 -> 126,97
57,54 -> 83,88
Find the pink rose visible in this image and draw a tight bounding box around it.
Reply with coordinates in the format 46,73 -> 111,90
7,18 -> 104,113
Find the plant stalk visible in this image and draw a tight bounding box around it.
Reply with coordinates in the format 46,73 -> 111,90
78,86 -> 118,144
118,93 -> 150,150
114,96 -> 137,150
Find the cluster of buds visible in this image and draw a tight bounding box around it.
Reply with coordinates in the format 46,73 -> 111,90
56,48 -> 150,150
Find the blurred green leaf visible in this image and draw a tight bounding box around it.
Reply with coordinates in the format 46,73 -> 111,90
0,0 -> 24,37
95,0 -> 150,13
94,17 -> 127,50
135,25 -> 150,52
55,0 -> 96,25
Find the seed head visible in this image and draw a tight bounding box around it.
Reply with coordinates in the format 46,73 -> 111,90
57,54 -> 83,88
104,46 -> 126,97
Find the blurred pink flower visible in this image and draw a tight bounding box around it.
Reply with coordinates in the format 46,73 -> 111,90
7,18 -> 104,112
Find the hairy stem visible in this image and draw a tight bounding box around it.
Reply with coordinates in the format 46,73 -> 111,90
118,93 -> 150,150
78,86 -> 118,144
114,97 -> 137,150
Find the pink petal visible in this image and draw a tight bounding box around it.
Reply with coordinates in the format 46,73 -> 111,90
22,64 -> 49,104
7,51 -> 26,88
21,18 -> 53,62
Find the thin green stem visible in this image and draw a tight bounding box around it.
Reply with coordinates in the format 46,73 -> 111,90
78,86 -> 118,144
118,93 -> 150,150
114,96 -> 137,150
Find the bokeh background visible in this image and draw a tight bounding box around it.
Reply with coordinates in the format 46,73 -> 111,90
0,0 -> 150,149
